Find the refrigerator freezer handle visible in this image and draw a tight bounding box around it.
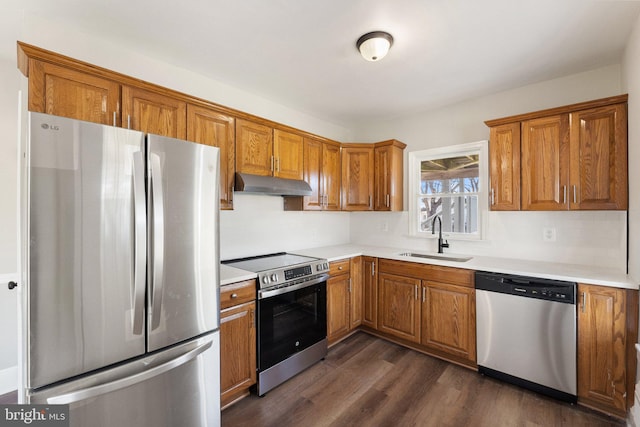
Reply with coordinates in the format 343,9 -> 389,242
46,339 -> 213,405
149,153 -> 165,330
132,152 -> 146,335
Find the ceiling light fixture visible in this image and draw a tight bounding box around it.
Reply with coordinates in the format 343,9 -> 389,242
356,31 -> 394,62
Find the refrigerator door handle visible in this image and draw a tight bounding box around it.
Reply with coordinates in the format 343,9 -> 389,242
46,339 -> 213,405
132,152 -> 147,335
149,153 -> 165,330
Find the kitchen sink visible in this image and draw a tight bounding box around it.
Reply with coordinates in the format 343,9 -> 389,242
398,252 -> 473,262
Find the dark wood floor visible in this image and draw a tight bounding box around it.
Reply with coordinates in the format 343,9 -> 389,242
222,332 -> 625,427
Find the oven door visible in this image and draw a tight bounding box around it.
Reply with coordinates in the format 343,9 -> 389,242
257,279 -> 327,372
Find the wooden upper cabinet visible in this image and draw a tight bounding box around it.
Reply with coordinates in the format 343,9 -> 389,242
570,104 -> 627,210
273,129 -> 304,180
521,114 -> 570,210
122,85 -> 186,139
304,138 -> 341,210
236,119 -> 273,176
342,145 -> 374,211
28,60 -> 120,125
374,140 -> 405,211
186,105 -> 235,210
489,123 -> 520,210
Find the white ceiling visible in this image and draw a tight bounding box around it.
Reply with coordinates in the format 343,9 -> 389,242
20,0 -> 640,127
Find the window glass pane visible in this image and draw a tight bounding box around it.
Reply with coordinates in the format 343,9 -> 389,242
420,155 -> 479,195
419,195 -> 479,233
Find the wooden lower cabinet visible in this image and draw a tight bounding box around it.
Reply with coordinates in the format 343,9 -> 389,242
327,257 -> 363,345
362,257 -> 378,329
577,283 -> 638,417
220,280 -> 256,409
377,272 -> 421,343
349,257 -> 363,329
421,281 -> 476,362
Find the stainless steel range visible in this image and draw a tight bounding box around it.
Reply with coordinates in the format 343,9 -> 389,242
222,253 -> 330,395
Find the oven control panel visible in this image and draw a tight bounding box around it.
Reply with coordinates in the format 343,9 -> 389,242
259,259 -> 329,289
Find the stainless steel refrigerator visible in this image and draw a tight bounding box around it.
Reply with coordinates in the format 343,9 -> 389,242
19,112 -> 221,426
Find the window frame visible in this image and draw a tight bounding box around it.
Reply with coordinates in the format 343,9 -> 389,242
408,140 -> 489,241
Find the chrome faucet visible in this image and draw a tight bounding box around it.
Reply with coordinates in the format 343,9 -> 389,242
432,216 -> 449,254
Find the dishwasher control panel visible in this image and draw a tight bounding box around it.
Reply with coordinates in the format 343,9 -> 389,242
475,271 -> 576,304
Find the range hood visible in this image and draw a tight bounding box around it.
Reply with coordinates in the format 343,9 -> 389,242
234,172 -> 312,196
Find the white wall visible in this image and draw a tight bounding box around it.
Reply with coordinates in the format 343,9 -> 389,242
350,65 -> 628,270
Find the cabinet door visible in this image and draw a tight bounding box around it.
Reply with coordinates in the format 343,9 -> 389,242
350,256 -> 363,329
362,257 -> 378,329
421,281 -> 475,362
28,60 -> 120,125
220,301 -> 256,408
186,105 -> 235,210
303,137 -> 323,210
489,123 -> 521,210
122,86 -> 186,139
236,119 -> 273,176
377,272 -> 420,343
374,144 -> 403,211
322,142 -> 342,211
274,130 -> 304,180
521,115 -> 570,210
327,274 -> 351,344
341,146 -> 374,211
578,284 -> 627,415
570,104 -> 627,210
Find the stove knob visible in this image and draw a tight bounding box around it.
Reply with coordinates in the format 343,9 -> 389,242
271,273 -> 278,282
262,275 -> 269,284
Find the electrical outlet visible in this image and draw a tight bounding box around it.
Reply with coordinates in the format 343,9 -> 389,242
543,227 -> 556,242
381,221 -> 389,232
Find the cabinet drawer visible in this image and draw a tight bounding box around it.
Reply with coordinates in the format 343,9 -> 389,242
221,279 -> 256,309
329,259 -> 351,276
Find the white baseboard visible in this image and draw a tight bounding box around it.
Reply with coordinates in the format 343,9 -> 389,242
0,365 -> 17,395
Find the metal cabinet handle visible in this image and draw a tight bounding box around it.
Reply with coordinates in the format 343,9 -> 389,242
573,185 -> 577,204
422,286 -> 426,303
414,285 -> 418,300
371,262 -> 375,276
491,188 -> 495,206
581,292 -> 586,313
127,115 -> 131,129
271,156 -> 275,172
230,293 -> 238,299
113,111 -> 117,127
369,195 -> 372,208
563,185 -> 567,204
386,194 -> 390,207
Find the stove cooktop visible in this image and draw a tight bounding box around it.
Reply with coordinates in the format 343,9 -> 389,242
222,253 -> 320,272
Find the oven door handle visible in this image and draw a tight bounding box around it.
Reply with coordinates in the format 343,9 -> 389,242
258,274 -> 329,299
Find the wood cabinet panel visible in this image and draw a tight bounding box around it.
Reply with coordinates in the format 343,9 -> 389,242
489,123 -> 520,210
362,257 -> 378,329
28,60 -> 120,125
221,301 -> 256,408
521,115 -> 570,210
220,280 -> 256,310
377,259 -> 473,288
350,256 -> 363,329
327,274 -> 351,344
329,259 -> 350,276
186,105 -> 235,209
303,137 -> 323,210
322,142 -> 342,210
378,272 -> 421,343
577,284 -> 628,416
341,146 -> 374,211
122,85 -> 186,138
236,119 -> 273,176
570,104 -> 627,210
374,141 -> 405,211
421,282 -> 475,361
274,129 -> 304,180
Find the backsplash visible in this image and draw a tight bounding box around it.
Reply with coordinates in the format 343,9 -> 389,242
349,210 -> 627,271
219,194 -> 350,260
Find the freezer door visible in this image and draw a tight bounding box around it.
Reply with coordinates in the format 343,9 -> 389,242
146,134 -> 220,351
28,332 -> 221,427
25,113 -> 146,389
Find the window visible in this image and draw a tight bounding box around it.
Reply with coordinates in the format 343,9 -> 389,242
408,141 -> 488,239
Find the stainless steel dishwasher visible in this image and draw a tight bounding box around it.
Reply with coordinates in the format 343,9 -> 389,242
475,271 -> 577,403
